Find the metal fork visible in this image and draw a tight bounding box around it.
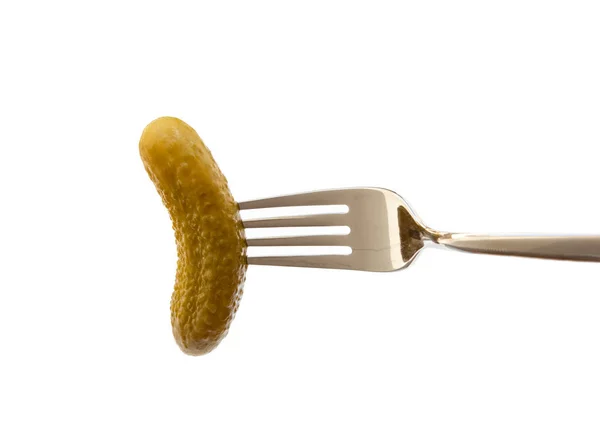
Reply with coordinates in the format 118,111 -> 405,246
239,187 -> 600,271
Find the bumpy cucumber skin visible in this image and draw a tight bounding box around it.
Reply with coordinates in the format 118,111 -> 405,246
140,117 -> 247,355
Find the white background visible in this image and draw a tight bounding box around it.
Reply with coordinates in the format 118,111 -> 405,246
1,1 -> 600,437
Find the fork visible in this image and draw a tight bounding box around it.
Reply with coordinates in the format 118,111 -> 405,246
239,187 -> 600,271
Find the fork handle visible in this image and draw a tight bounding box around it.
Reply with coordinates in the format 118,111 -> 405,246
435,234 -> 600,262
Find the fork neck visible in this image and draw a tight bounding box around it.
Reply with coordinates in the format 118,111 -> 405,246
422,226 -> 600,263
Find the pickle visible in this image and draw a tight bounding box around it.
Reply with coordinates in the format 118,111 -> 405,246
139,117 -> 247,355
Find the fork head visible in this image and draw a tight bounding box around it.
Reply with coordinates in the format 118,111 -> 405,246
239,188 -> 427,272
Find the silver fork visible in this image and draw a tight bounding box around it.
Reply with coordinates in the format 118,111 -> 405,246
239,187 -> 600,271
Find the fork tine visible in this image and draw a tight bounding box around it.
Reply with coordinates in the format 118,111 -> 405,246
246,234 -> 349,247
247,255 -> 354,269
238,189 -> 346,210
243,214 -> 347,228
